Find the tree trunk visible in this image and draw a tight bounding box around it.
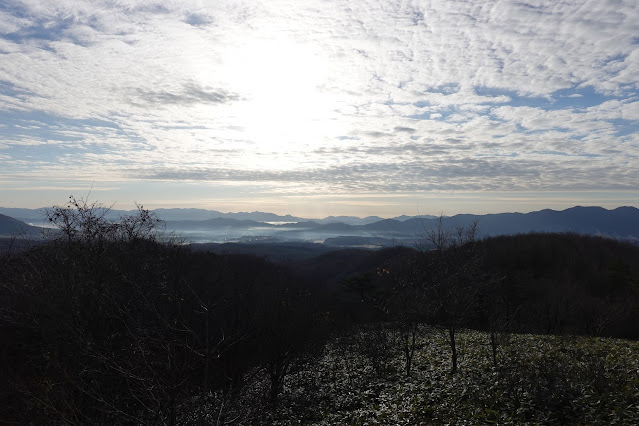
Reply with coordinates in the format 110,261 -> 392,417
490,329 -> 498,368
449,326 -> 457,373
402,322 -> 418,377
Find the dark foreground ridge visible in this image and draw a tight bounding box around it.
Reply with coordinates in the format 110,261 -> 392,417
1,200 -> 638,424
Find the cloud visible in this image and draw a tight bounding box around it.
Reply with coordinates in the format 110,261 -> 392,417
132,83 -> 239,106
137,153 -> 639,194
0,0 -> 637,205
393,126 -> 415,133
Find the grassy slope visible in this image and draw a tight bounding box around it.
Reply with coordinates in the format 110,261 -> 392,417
190,328 -> 639,425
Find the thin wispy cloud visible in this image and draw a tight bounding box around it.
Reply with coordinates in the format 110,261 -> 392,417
0,0 -> 637,214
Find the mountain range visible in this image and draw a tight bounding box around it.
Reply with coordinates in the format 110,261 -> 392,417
0,213 -> 45,237
1,206 -> 637,247
0,206 -> 428,226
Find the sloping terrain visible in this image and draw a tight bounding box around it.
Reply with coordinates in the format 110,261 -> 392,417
0,213 -> 44,237
184,329 -> 639,425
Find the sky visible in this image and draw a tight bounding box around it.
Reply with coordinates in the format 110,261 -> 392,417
0,0 -> 638,218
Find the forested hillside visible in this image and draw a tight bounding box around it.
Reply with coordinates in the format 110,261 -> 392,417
1,199 -> 638,424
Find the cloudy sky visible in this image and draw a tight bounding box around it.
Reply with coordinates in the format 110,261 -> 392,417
1,0 -> 638,217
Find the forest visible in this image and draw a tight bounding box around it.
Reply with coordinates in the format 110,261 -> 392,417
1,197 -> 638,424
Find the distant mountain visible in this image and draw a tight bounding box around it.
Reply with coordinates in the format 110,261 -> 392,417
159,210 -> 385,224
351,206 -> 639,241
147,208 -> 221,221
155,209 -> 305,223
162,206 -> 638,245
221,211 -> 303,223
0,206 -> 434,226
165,217 -> 268,229
427,206 -> 639,240
361,218 -> 412,232
2,205 -> 638,245
0,207 -> 48,224
392,214 -> 438,222
0,206 -> 137,224
0,214 -> 45,236
0,206 -> 307,224
0,206 -> 432,226
315,215 -> 384,225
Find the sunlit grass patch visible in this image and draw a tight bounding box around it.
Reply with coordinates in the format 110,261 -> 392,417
229,327 -> 639,425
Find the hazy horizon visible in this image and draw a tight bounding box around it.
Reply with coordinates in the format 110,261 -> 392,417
2,200 -> 637,222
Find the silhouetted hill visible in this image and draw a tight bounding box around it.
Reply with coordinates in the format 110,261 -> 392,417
3,204 -> 639,425
315,232 -> 639,337
292,246 -> 416,286
477,232 -> 639,337
322,236 -> 398,247
0,214 -> 44,237
189,241 -> 332,263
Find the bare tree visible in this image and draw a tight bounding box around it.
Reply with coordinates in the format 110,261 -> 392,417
353,249 -> 427,378
0,196 -> 232,424
419,217 -> 483,373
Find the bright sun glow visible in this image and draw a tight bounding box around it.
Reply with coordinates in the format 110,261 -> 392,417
222,36 -> 342,166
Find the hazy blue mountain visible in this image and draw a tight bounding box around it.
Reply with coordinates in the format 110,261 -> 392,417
314,215 -> 384,225
154,208 -> 304,222
0,207 -> 48,224
0,214 -> 45,236
275,206 -> 639,243
0,206 -> 139,223
0,206 -> 307,224
152,208 -> 223,221
3,205 -> 638,245
429,206 -> 639,240
165,217 -> 269,229
222,212 -> 303,222
361,218 -> 411,232
158,210 -> 382,224
0,206 -> 421,226
392,214 -> 438,222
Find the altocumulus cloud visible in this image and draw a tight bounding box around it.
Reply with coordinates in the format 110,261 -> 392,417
0,0 -> 637,197
132,83 -> 240,107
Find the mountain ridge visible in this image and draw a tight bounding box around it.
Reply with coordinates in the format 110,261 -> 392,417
0,206 -> 437,225
2,205 -> 638,245
0,213 -> 46,237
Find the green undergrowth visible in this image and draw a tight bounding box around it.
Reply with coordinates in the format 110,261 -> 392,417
185,327 -> 639,425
